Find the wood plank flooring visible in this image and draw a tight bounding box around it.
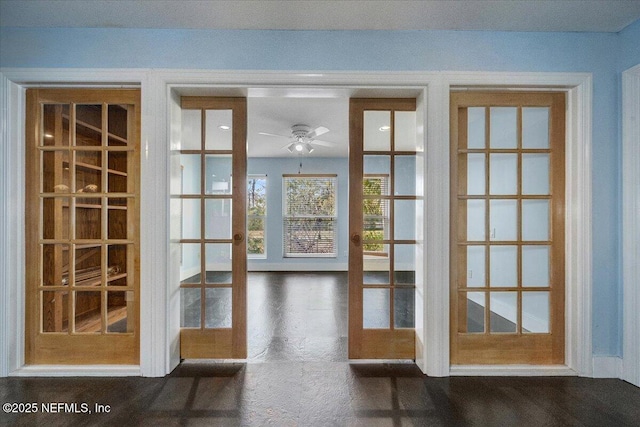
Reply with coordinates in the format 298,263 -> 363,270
2,272 -> 639,426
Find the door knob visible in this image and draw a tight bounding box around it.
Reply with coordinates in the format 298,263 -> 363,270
233,233 -> 244,242
350,233 -> 361,245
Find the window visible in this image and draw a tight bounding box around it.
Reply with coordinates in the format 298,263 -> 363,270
283,175 -> 337,257
363,174 -> 389,256
247,175 -> 267,257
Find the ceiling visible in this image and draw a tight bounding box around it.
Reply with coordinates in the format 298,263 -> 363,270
248,96 -> 349,158
5,1 -> 639,158
1,0 -> 639,32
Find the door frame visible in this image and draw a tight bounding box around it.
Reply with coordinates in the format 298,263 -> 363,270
1,69 -> 592,378
622,63 -> 640,387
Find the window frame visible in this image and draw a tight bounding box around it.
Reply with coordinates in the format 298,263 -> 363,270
282,174 -> 338,258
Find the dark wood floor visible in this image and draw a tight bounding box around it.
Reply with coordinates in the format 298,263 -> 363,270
2,272 -> 639,426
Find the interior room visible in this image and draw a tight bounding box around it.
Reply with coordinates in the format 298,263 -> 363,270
1,0 -> 640,425
173,90 -> 421,361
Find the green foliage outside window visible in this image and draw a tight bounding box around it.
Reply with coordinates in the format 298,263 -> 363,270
363,176 -> 387,253
247,177 -> 266,255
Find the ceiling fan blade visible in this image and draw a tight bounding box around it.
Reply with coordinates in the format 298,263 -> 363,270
259,131 -> 290,139
309,139 -> 336,147
307,126 -> 329,140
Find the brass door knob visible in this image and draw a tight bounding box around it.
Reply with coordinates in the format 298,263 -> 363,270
233,233 -> 244,242
350,233 -> 361,245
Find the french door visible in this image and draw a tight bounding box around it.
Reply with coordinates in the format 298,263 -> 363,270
349,98 -> 419,359
25,89 -> 140,364
175,97 -> 247,359
450,91 -> 565,364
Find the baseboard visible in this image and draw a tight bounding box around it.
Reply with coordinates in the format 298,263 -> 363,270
247,262 -> 348,272
450,365 -> 578,376
10,365 -> 141,377
592,356 -> 623,379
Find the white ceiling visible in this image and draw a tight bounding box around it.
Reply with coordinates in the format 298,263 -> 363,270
5,0 -> 639,158
248,97 -> 349,158
1,0 -> 640,32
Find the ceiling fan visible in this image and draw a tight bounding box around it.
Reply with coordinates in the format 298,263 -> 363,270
259,124 -> 335,153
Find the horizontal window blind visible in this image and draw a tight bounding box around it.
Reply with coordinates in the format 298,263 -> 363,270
283,175 -> 337,257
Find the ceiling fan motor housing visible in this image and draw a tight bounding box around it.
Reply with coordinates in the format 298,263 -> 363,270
291,124 -> 312,141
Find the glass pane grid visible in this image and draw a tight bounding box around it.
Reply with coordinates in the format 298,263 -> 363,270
458,104 -> 554,336
361,107 -> 419,336
39,100 -> 136,335
177,107 -> 238,331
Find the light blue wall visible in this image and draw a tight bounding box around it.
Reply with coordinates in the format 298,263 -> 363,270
1,22 -> 638,356
619,19 -> 640,71
247,157 -> 349,268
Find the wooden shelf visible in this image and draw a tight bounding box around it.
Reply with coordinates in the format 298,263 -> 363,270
60,272 -> 127,288
107,273 -> 128,283
64,160 -> 128,177
74,203 -> 100,209
63,114 -> 129,146
74,203 -> 127,210
74,306 -> 129,334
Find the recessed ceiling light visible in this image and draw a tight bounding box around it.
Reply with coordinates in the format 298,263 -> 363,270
379,125 -> 391,132
219,125 -> 230,130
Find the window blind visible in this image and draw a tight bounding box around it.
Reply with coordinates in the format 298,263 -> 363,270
283,175 -> 337,257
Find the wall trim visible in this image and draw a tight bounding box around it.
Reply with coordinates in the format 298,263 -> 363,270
0,68 -> 153,377
10,365 -> 140,377
0,73 -> 26,378
444,71 -> 593,377
0,73 -> 10,377
424,75 -> 451,376
450,365 -> 578,377
248,263 -> 348,271
622,63 -> 640,387
592,356 -> 624,379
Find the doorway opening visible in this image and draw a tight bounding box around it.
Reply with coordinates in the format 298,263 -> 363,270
246,95 -> 350,362
170,86 -> 424,364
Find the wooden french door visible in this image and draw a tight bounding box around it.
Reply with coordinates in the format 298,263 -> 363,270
450,92 -> 565,364
25,89 -> 140,364
176,97 -> 247,359
349,98 -> 418,359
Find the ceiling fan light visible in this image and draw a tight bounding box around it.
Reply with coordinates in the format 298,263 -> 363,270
305,143 -> 314,153
295,143 -> 304,152
286,143 -> 295,153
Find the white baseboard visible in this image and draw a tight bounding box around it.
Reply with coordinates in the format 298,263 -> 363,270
247,262 -> 348,272
10,365 -> 141,377
450,365 -> 578,376
592,356 -> 623,379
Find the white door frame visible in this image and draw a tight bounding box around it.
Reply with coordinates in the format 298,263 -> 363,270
443,72 -> 593,376
1,69 -> 592,378
622,64 -> 640,387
